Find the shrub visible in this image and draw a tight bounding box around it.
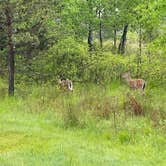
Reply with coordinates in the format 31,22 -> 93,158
123,93 -> 145,116
118,130 -> 132,144
44,37 -> 89,82
62,96 -> 84,128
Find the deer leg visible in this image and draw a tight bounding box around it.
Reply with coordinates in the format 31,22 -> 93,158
142,89 -> 145,96
139,88 -> 144,96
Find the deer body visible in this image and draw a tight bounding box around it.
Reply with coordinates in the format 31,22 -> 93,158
58,78 -> 73,91
122,72 -> 146,94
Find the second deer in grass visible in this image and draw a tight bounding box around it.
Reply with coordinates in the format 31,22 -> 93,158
58,77 -> 73,92
122,72 -> 146,95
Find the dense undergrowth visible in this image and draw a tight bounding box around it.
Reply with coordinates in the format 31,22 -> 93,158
0,79 -> 165,165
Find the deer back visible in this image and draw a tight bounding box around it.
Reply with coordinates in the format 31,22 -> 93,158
128,79 -> 145,90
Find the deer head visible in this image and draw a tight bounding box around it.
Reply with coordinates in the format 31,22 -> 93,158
122,71 -> 131,80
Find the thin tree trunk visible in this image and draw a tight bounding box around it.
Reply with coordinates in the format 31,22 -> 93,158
118,24 -> 128,54
139,24 -> 142,64
113,26 -> 117,50
113,0 -> 117,51
137,23 -> 142,78
87,0 -> 93,52
88,23 -> 93,52
5,2 -> 15,96
99,10 -> 103,48
148,31 -> 152,63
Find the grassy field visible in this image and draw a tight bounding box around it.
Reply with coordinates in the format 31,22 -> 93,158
0,81 -> 165,166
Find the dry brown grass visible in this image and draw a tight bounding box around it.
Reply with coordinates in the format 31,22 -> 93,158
79,96 -> 118,120
123,94 -> 144,116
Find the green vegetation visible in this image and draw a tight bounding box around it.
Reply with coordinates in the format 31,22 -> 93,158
0,80 -> 165,165
0,0 -> 166,165
0,0 -> 166,88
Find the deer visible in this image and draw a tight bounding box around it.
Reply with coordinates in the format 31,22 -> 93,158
58,77 -> 73,92
122,72 -> 146,95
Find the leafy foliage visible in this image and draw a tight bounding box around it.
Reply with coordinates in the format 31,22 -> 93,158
0,0 -> 165,89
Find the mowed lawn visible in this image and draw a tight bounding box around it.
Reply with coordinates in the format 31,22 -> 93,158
0,85 -> 166,166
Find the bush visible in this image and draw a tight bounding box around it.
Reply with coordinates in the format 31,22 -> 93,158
123,93 -> 145,116
41,37 -> 89,82
62,95 -> 84,128
14,36 -> 166,87
118,130 -> 132,144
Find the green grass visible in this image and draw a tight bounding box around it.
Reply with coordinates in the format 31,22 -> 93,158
0,81 -> 165,166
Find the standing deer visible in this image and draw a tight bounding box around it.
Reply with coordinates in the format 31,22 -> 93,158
58,77 -> 73,92
122,72 -> 146,95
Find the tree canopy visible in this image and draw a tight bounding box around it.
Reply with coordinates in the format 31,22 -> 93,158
0,0 -> 165,95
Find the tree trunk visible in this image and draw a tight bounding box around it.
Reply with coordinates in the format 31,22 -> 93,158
113,0 -> 117,52
87,0 -> 93,52
137,23 -> 142,78
118,24 -> 128,54
88,23 -> 93,52
98,10 -> 103,48
5,3 -> 15,96
113,26 -> 117,50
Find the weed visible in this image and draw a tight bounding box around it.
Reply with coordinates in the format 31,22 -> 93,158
123,93 -> 144,116
118,130 -> 132,144
62,97 -> 84,128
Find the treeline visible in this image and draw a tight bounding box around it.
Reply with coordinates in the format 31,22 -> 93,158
0,0 -> 166,95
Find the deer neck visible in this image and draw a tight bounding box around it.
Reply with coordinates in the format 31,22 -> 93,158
125,76 -> 132,83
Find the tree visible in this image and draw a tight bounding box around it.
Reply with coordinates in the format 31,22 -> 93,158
134,0 -> 160,77
4,1 -> 15,96
0,3 -> 7,77
117,0 -> 140,54
96,0 -> 108,48
87,0 -> 94,51
118,24 -> 128,54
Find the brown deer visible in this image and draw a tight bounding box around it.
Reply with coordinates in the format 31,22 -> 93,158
122,72 -> 146,95
58,77 -> 73,92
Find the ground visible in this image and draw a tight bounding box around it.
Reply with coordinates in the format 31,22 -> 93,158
0,83 -> 165,166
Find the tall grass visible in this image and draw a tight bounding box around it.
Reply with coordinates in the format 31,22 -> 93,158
0,81 -> 165,165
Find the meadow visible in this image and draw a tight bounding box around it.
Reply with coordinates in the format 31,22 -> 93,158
0,0 -> 165,165
0,80 -> 165,166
